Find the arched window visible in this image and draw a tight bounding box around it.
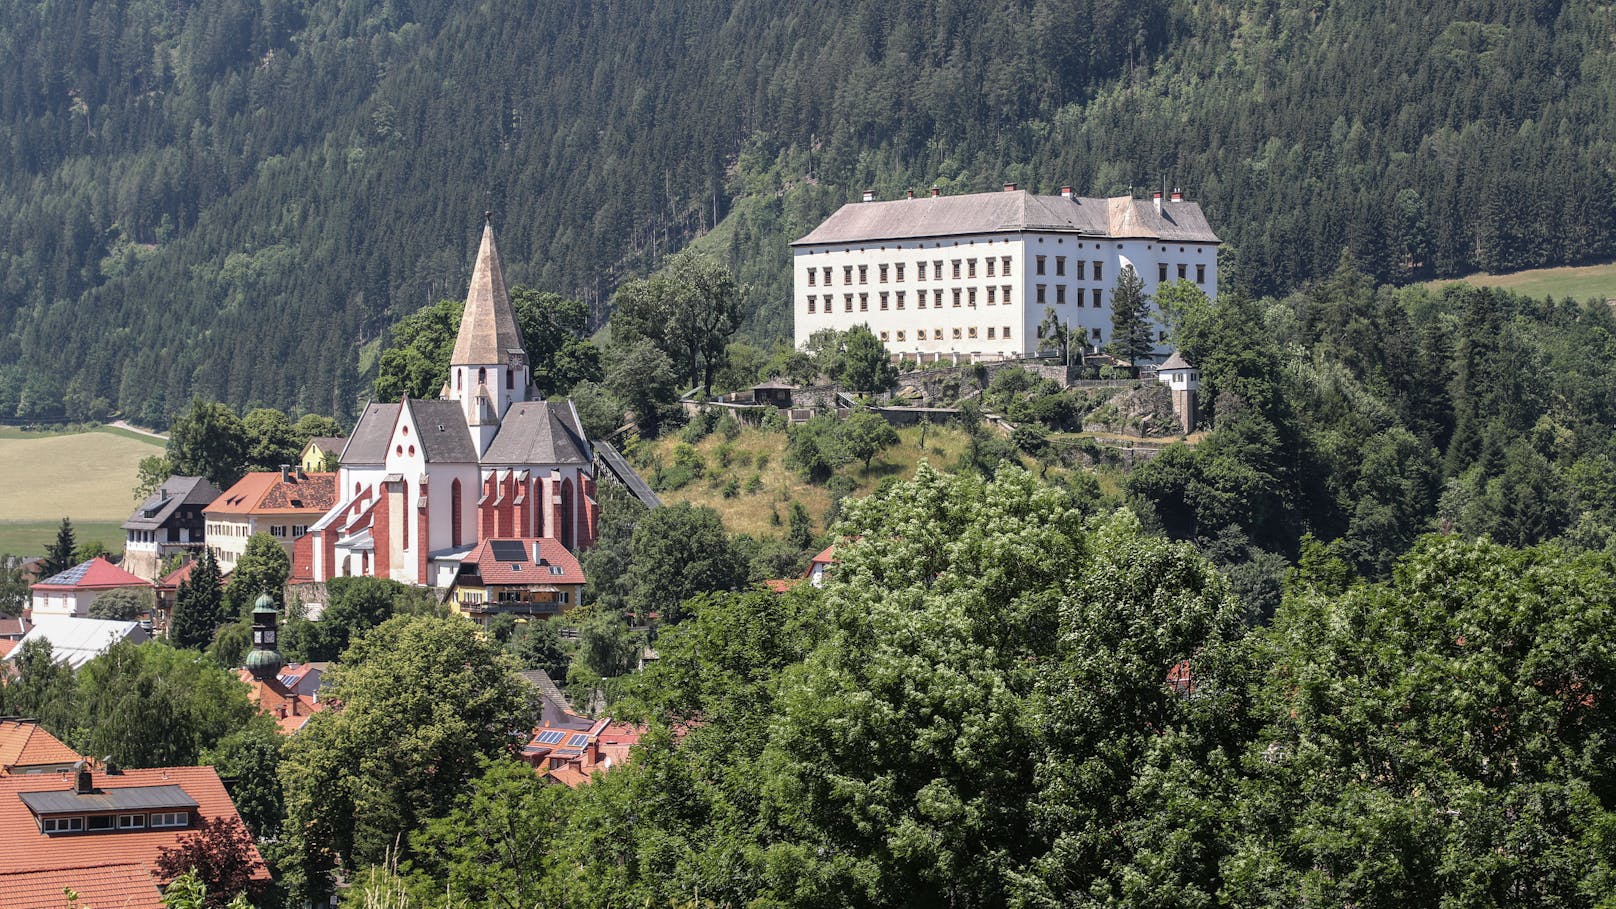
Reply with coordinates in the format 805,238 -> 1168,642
451,478 -> 463,547
506,368 -> 514,390
478,367 -> 487,385
456,369 -> 462,390
559,478 -> 574,550
400,483 -> 410,551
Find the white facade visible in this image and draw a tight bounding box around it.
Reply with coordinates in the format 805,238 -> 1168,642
792,188 -> 1220,362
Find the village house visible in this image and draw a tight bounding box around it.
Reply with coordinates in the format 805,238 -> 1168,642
299,436 -> 346,472
121,477 -> 220,582
793,184 -> 1219,362
0,720 -> 81,776
28,557 -> 149,619
304,217 -> 598,587
518,716 -> 644,788
444,538 -> 585,629
0,763 -> 269,909
204,468 -> 338,572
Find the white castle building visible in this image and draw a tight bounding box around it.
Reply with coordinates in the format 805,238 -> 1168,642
791,184 -> 1220,362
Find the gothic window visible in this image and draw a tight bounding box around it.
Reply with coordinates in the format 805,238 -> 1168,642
451,479 -> 463,547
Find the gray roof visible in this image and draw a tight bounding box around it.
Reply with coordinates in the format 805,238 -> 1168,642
342,402 -> 402,465
20,784 -> 199,815
482,401 -> 591,466
793,190 -> 1220,246
406,399 -> 480,463
123,476 -> 220,531
451,221 -> 526,365
1159,351 -> 1194,371
594,440 -> 662,508
304,436 -> 346,453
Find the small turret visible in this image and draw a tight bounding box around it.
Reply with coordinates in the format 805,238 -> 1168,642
246,593 -> 285,680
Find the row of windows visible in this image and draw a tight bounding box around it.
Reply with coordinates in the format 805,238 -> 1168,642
1157,262 -> 1206,283
808,257 -> 1017,287
1033,285 -> 1109,307
41,811 -> 188,835
806,285 -> 1020,314
878,326 -> 1016,343
268,525 -> 309,539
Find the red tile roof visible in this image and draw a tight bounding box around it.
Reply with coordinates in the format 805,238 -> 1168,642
31,557 -> 147,592
0,767 -> 269,883
763,579 -> 799,593
0,616 -> 30,637
461,538 -> 586,586
0,720 -> 81,774
0,639 -> 14,659
206,472 -> 337,517
0,863 -> 164,909
155,561 -> 230,592
234,671 -> 327,734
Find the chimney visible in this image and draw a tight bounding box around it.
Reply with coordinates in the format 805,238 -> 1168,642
930,186 -> 941,197
1003,182 -> 1017,192
905,189 -> 914,199
73,761 -> 92,795
1152,191 -> 1163,213
534,541 -> 543,564
861,189 -> 875,203
1170,188 -> 1184,202
297,467 -> 307,480
280,465 -> 291,482
1060,185 -> 1073,199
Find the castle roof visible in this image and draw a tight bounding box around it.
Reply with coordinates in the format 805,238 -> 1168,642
451,220 -> 525,366
793,189 -> 1220,246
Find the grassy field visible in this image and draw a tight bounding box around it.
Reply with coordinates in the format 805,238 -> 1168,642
0,427 -> 165,557
645,422 -> 979,537
1424,261 -> 1616,302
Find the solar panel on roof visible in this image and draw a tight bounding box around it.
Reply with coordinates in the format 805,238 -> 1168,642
566,734 -> 589,747
490,541 -> 528,562
535,730 -> 565,745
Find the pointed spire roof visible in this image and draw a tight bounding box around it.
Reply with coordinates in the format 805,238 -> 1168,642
451,215 -> 526,365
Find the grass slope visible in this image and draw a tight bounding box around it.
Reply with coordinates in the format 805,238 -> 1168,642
1425,261 -> 1616,303
645,423 -> 976,537
0,427 -> 164,556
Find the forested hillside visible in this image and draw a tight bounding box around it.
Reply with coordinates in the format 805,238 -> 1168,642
2,0 -> 1614,421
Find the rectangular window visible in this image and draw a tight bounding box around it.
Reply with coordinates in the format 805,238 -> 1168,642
808,298 -> 816,314
117,814 -> 146,830
987,326 -> 996,339
1158,263 -> 1168,282
1092,327 -> 1102,340
934,260 -> 944,278
1196,264 -> 1206,284
823,267 -> 832,285
1036,284 -> 1046,304
968,287 -> 977,307
896,291 -> 906,310
1178,263 -> 1187,280
951,260 -> 961,279
952,327 -> 962,340
1003,284 -> 1012,303
1004,325 -> 1012,339
968,326 -> 979,339
986,258 -> 996,277
859,293 -> 868,311
845,294 -> 853,312
1056,285 -> 1066,304
895,263 -> 905,281
86,816 -> 114,831
896,330 -> 906,342
1036,255 -> 1047,276
987,286 -> 997,304
917,261 -> 928,281
807,269 -> 816,286
825,295 -> 834,313
1092,261 -> 1102,281
150,812 -> 188,829
42,817 -> 84,834
968,259 -> 977,278
952,289 -> 962,307
858,265 -> 868,284
880,292 -> 889,310
934,289 -> 944,307
879,264 -> 889,283
1056,256 -> 1067,276
844,266 -> 853,284
917,291 -> 927,310
270,525 -> 286,539
1002,256 -> 1012,276
1092,288 -> 1102,308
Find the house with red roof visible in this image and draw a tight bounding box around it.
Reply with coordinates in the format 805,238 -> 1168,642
151,558 -> 231,635
204,469 -> 338,572
444,538 -> 585,629
0,764 -> 269,909
518,717 -> 644,788
29,557 -> 150,618
0,720 -> 81,776
806,544 -> 837,587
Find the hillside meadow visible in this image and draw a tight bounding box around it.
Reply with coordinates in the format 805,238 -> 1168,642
0,426 -> 163,556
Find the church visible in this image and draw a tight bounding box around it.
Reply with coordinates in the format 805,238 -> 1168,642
301,217 -> 598,587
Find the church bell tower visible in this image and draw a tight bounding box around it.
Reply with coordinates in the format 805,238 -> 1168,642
447,213 -> 530,456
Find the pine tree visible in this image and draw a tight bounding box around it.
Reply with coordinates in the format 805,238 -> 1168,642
1106,264 -> 1155,364
41,518 -> 77,578
171,549 -> 223,650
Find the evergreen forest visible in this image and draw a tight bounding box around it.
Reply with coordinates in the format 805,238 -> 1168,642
3,0 -> 1615,420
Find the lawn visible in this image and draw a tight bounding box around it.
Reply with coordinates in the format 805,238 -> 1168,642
645,422 -> 976,537
0,427 -> 164,556
1424,260 -> 1616,303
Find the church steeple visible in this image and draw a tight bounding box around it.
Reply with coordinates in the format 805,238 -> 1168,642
447,214 -> 530,455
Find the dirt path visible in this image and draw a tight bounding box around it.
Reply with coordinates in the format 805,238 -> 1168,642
108,419 -> 168,441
